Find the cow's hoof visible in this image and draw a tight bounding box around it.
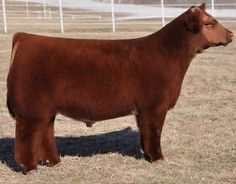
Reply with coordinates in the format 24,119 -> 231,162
153,157 -> 165,164
143,153 -> 165,163
21,164 -> 37,175
143,153 -> 151,162
47,159 -> 61,167
26,169 -> 38,175
52,161 -> 62,168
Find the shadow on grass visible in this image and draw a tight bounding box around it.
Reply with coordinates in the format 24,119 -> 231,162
0,127 -> 142,172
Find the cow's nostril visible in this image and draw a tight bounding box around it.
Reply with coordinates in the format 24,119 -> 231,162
227,32 -> 234,42
229,32 -> 234,38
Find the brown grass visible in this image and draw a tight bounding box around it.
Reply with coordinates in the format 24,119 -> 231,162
0,2 -> 236,183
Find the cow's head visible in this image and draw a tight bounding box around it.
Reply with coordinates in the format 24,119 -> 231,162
184,3 -> 233,51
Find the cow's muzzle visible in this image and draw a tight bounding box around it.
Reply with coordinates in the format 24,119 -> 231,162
223,31 -> 234,46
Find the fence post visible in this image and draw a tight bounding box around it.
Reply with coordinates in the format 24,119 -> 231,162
111,0 -> 115,32
59,0 -> 64,33
43,0 -> 46,18
211,0 -> 215,17
161,0 -> 165,27
26,0 -> 29,17
48,8 -> 52,19
2,0 -> 7,33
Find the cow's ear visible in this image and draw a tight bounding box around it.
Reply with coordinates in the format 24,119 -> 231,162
185,8 -> 201,33
199,3 -> 206,11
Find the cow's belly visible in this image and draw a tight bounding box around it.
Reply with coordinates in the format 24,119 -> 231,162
55,82 -> 135,122
58,99 -> 135,122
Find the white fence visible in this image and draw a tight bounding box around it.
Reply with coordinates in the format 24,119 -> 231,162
0,0 -> 236,34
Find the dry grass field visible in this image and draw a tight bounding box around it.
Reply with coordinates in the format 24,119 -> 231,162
0,4 -> 236,183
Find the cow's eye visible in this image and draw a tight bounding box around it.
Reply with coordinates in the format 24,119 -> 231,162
204,23 -> 213,28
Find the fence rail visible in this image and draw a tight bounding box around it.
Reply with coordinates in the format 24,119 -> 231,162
1,0 -> 236,34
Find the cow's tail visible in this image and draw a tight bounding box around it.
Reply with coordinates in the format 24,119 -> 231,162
6,33 -> 21,119
7,95 -> 15,119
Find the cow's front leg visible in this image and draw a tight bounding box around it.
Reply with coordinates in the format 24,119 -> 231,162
136,110 -> 167,162
38,118 -> 61,167
15,116 -> 45,174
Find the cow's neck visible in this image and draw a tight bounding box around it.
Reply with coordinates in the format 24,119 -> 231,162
150,18 -> 201,76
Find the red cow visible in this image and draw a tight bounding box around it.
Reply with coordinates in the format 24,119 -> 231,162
7,3 -> 233,174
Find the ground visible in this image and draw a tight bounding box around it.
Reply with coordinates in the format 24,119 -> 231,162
0,16 -> 235,184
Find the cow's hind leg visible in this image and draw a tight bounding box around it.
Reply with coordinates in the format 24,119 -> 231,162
38,116 -> 61,167
15,116 -> 46,174
136,110 -> 167,162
